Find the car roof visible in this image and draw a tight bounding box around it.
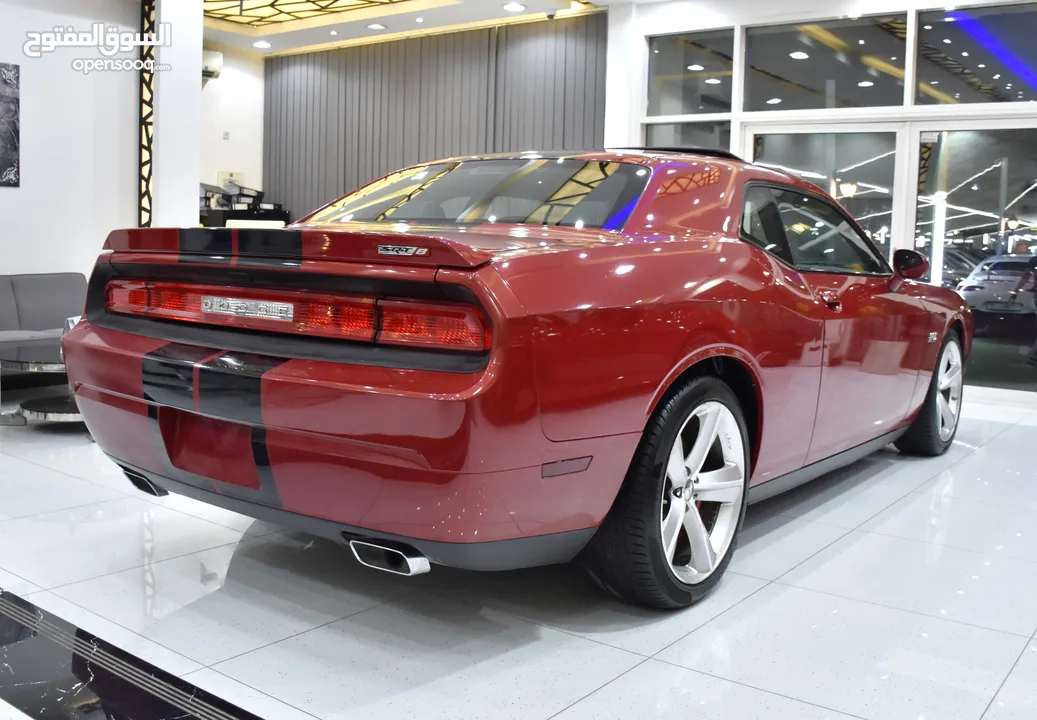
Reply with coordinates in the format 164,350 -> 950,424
427,147 -> 820,193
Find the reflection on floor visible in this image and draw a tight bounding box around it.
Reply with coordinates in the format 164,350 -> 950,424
1,388 -> 1037,719
970,312 -> 1037,391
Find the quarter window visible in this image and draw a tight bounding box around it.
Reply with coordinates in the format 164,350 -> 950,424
739,185 -> 794,265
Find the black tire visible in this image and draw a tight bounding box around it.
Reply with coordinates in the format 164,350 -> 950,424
581,375 -> 750,609
895,331 -> 963,457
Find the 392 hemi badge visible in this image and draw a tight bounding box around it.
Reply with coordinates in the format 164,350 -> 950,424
378,245 -> 429,256
201,296 -> 294,322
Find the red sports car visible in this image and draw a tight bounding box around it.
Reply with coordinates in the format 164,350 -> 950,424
63,149 -> 971,609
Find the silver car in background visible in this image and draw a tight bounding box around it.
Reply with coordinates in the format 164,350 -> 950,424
956,255 -> 1035,315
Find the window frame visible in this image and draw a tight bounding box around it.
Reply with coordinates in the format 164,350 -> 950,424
738,180 -> 894,277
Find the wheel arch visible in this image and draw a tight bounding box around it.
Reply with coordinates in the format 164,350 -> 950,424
647,349 -> 763,474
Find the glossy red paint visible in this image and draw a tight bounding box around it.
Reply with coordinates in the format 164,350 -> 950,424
63,150 -> 972,565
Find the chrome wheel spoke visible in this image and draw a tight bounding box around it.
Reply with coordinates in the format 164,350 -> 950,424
683,505 -> 716,574
695,463 -> 743,503
685,405 -> 721,477
661,500 -> 686,563
940,365 -> 961,391
666,434 -> 690,489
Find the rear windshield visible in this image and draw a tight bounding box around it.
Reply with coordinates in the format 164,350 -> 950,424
982,260 -> 1028,275
308,158 -> 650,230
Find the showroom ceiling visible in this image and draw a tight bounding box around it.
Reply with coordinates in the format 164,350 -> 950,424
203,0 -> 592,54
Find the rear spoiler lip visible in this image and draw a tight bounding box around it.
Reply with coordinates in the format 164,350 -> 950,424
102,227 -> 495,269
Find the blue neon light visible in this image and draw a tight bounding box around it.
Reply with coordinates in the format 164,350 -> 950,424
948,11 -> 1037,93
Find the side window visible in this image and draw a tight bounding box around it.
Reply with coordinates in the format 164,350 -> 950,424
772,190 -> 887,274
740,185 -> 794,265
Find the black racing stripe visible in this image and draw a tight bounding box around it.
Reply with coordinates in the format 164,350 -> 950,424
237,229 -> 302,260
196,352 -> 287,426
180,227 -> 233,257
141,343 -> 216,410
251,427 -> 284,508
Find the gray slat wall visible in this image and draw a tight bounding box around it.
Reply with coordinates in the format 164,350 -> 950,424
263,13 -> 607,221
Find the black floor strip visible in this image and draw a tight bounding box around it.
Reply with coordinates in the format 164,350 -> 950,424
0,590 -> 261,720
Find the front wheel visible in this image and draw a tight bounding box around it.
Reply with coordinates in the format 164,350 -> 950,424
895,332 -> 964,456
582,376 -> 750,609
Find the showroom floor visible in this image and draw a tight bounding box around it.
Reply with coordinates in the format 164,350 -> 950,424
1,387 -> 1037,720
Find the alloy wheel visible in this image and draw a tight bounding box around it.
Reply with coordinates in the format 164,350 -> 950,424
660,401 -> 745,585
937,340 -> 964,442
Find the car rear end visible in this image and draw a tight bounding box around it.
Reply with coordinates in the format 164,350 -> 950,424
63,155 -> 652,571
957,257 -> 1033,315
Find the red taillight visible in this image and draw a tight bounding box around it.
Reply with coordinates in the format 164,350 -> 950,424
104,280 -> 490,352
105,280 -> 376,342
379,300 -> 490,351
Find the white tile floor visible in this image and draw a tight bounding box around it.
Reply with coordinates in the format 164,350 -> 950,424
2,388 -> 1037,719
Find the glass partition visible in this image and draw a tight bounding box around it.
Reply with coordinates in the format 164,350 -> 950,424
647,30 -> 734,116
645,122 -> 731,151
745,15 -> 908,111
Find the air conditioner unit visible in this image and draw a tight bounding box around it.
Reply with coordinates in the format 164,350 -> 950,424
202,50 -> 223,79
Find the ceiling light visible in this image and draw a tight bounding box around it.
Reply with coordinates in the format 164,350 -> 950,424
961,51 -> 969,57
253,40 -> 271,48
416,17 -> 423,23
367,23 -> 386,30
978,64 -> 985,68
330,30 -> 338,35
503,2 -> 526,11
943,38 -> 951,44
972,184 -> 979,190
858,80 -> 874,87
945,16 -> 956,21
704,78 -> 721,84
931,80 -> 939,85
858,39 -> 865,45
891,56 -> 898,61
766,98 -> 782,104
994,73 -> 1001,79
955,93 -> 961,98
839,182 -> 858,198
924,25 -> 933,29
1007,83 -> 1013,87
789,51 -> 809,60
687,64 -> 704,71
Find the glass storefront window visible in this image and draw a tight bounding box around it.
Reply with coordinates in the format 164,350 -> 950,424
645,122 -> 731,151
916,4 -> 1037,105
752,132 -> 896,257
647,30 -> 734,116
745,16 -> 908,111
915,128 -> 1037,392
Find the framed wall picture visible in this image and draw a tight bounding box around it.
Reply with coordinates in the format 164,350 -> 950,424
0,63 -> 19,188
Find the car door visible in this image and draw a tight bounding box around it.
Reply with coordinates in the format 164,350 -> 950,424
768,187 -> 929,463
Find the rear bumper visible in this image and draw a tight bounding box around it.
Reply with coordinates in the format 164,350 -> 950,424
116,461 -> 596,571
63,320 -> 639,554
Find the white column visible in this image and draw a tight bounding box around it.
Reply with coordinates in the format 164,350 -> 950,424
931,191 -> 947,287
152,0 -> 203,227
604,4 -> 644,147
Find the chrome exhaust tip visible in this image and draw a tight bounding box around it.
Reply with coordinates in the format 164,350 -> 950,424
348,539 -> 431,576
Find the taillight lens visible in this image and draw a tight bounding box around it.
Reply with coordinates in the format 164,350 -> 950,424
105,280 -> 376,342
379,300 -> 490,351
104,280 -> 490,352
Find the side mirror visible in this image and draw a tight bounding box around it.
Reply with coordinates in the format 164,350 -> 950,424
893,249 -> 929,280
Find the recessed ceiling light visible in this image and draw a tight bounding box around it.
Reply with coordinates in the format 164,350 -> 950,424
704,78 -> 721,84
931,80 -> 940,85
416,17 -> 423,22
766,98 -> 782,104
994,73 -> 1001,79
858,39 -> 865,45
943,38 -> 951,43
330,30 -> 338,35
503,2 -> 526,11
253,40 -> 271,49
972,184 -> 979,190
1007,83 -> 1013,87
961,51 -> 969,57
978,63 -> 986,68
687,64 -> 704,71
858,80 -> 874,87
367,23 -> 386,30
891,56 -> 898,61
945,16 -> 956,21
789,51 -> 809,60
924,25 -> 933,29
955,93 -> 961,98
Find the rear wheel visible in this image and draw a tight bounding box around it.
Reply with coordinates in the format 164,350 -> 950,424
895,332 -> 964,456
583,376 -> 749,609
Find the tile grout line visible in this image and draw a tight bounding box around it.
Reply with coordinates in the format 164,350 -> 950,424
543,658 -> 651,720
0,449 -> 138,497
979,632 -> 1034,718
184,667 -> 325,720
648,656 -> 872,720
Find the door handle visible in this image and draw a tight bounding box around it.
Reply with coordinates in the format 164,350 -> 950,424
818,290 -> 842,312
